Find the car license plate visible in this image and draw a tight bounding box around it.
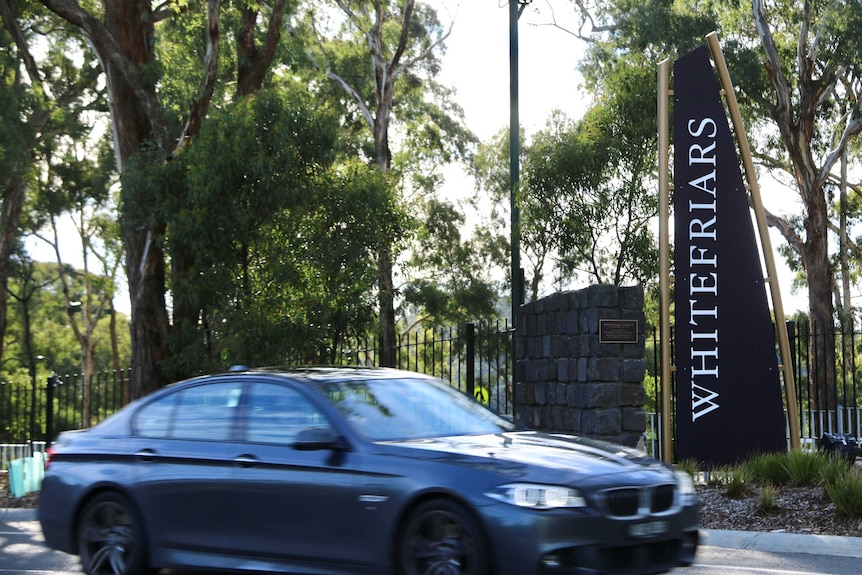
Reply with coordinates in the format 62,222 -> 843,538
629,520 -> 668,538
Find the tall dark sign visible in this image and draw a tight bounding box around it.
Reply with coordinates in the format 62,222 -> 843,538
673,45 -> 786,465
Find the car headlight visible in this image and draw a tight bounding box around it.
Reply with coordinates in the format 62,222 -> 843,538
486,483 -> 586,509
675,470 -> 697,506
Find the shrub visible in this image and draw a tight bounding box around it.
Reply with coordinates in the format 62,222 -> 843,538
756,484 -> 779,514
820,455 -> 854,487
705,465 -> 732,487
676,458 -> 700,480
724,465 -> 749,499
823,467 -> 862,518
784,450 -> 828,487
745,452 -> 789,485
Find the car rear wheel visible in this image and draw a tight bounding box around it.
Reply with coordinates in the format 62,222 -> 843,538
77,492 -> 148,575
398,498 -> 488,575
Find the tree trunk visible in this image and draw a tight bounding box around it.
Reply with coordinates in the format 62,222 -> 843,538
0,176 -> 27,362
377,249 -> 396,366
803,182 -> 836,435
102,0 -> 170,397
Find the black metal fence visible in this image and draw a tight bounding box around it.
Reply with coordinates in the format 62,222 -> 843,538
6,317 -> 862,454
0,369 -> 131,444
649,320 -> 862,459
787,320 -> 862,443
0,321 -> 514,444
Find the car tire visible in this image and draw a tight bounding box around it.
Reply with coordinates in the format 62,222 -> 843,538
76,492 -> 149,575
397,498 -> 489,575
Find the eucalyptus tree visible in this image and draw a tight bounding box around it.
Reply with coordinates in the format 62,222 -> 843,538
29,135 -> 122,422
402,197 -> 503,329
309,0 -> 476,366
152,88 -> 398,374
37,0 -> 305,396
525,60 -> 659,290
0,1 -> 102,362
472,61 -> 659,303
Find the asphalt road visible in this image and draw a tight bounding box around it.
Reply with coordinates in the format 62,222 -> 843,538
4,508 -> 862,575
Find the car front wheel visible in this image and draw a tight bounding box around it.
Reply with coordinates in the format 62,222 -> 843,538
398,498 -> 488,575
76,492 -> 148,575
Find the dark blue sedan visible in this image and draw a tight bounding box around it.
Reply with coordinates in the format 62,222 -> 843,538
38,367 -> 699,575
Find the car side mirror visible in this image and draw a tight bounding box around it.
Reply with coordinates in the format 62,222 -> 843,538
294,426 -> 342,451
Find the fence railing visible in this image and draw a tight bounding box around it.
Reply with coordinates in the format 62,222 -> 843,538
0,369 -> 130,445
5,318 -> 862,462
0,322 -> 513,445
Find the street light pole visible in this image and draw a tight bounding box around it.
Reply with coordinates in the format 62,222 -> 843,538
510,1 -> 530,417
510,0 -> 530,326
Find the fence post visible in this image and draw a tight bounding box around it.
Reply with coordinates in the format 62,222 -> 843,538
466,322 -> 475,399
46,372 -> 58,447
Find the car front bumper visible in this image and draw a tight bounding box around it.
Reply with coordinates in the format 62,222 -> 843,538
479,501 -> 700,575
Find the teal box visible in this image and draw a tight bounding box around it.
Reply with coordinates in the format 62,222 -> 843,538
7,459 -> 24,498
24,454 -> 44,493
5,454 -> 43,498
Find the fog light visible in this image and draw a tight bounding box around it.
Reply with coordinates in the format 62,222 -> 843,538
540,549 -> 584,572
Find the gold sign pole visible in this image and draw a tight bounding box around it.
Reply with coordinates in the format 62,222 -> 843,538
657,59 -> 674,463
705,32 -> 801,451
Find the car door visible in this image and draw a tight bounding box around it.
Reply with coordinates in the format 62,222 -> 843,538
127,381 -> 242,555
226,381 -> 370,569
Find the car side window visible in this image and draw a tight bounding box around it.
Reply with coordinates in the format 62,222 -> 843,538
245,383 -> 328,445
134,382 -> 243,441
135,394 -> 176,437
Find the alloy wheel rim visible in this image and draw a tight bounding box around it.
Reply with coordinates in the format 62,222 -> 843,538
80,501 -> 135,575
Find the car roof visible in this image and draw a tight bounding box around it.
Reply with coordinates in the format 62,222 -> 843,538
217,365 -> 436,384
86,366 -> 439,436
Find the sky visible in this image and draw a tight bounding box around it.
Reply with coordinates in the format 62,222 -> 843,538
26,0 -> 810,317
436,1 -> 586,140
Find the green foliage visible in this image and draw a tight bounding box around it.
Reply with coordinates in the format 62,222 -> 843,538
402,198 -> 502,327
784,450 -> 829,487
745,452 -> 791,486
4,260 -> 131,375
756,483 -> 779,514
823,467 -> 862,518
705,465 -> 729,487
472,55 -> 663,295
724,466 -> 749,499
701,463 -> 749,498
143,86 -> 407,374
819,454 -> 855,486
675,458 -> 700,479
548,58 -> 657,287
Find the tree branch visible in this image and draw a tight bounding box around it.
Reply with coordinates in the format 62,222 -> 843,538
763,206 -> 805,265
752,0 -> 793,131
174,0 -> 220,155
39,0 -> 171,151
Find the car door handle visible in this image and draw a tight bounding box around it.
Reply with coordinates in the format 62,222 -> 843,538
233,454 -> 259,467
135,449 -> 157,462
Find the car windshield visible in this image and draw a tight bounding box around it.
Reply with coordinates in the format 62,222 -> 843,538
316,377 -> 515,441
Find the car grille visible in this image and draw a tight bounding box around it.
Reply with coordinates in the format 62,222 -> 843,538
599,483 -> 677,517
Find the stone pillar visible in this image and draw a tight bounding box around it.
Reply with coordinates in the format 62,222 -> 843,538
515,285 -> 647,448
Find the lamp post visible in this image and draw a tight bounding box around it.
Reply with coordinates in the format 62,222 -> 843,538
510,1 -> 531,417
509,0 -> 531,325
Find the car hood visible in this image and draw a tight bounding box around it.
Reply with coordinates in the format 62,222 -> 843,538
382,431 -> 675,484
